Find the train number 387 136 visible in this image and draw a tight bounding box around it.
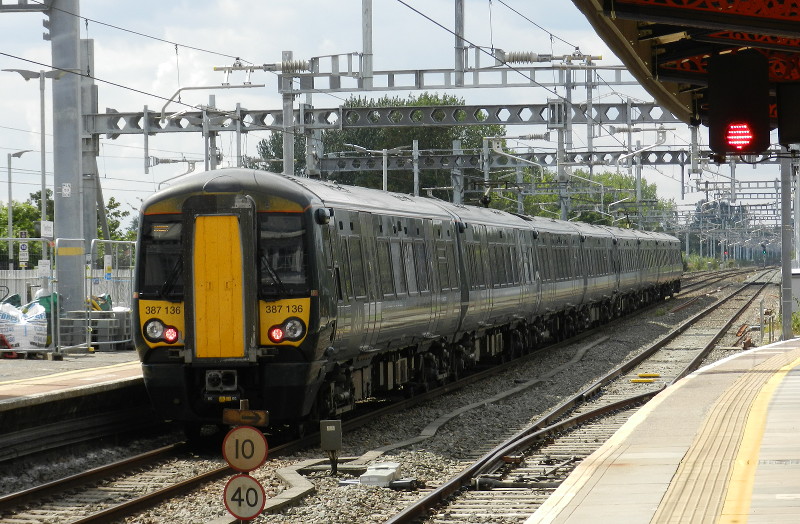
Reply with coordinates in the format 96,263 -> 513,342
264,304 -> 304,314
145,305 -> 182,315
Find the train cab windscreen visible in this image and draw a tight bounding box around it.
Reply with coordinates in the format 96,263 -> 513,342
138,218 -> 184,300
258,213 -> 309,298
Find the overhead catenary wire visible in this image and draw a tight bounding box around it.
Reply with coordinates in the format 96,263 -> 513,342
394,0 -> 630,149
27,0 -> 350,107
28,0 -> 249,64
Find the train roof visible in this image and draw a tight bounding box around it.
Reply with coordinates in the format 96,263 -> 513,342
142,168 -> 679,243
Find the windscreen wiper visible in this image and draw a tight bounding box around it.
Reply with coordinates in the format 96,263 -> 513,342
159,257 -> 183,299
260,251 -> 289,296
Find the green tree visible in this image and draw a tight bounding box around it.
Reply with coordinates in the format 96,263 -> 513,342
257,93 -> 506,199
0,191 -> 136,269
103,196 -> 137,241
488,165 -> 675,228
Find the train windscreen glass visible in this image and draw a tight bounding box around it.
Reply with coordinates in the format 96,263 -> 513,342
139,218 -> 184,299
258,213 -> 308,298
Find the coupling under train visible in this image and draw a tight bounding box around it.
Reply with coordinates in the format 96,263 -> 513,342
133,168 -> 682,432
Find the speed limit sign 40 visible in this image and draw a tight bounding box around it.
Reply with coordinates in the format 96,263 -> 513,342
223,474 -> 266,520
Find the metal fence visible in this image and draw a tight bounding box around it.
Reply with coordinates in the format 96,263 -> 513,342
0,237 -> 136,356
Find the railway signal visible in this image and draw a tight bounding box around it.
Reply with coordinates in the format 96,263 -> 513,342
707,50 -> 770,155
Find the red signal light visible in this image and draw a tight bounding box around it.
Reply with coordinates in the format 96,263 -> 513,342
707,50 -> 770,155
726,122 -> 755,151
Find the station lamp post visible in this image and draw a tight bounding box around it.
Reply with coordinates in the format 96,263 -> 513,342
6,150 -> 32,269
2,68 -> 65,240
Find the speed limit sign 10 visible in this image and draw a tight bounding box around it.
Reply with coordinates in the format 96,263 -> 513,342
222,426 -> 268,472
223,474 -> 266,520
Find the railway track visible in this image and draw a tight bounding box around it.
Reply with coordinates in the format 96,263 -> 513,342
0,269 -> 773,523
385,269 -> 777,523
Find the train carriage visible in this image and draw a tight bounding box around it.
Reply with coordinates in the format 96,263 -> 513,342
134,168 -> 682,433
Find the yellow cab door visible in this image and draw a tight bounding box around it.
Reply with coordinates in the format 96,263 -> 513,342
192,214 -> 246,358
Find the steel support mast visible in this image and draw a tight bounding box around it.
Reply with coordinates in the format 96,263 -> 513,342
50,0 -> 85,312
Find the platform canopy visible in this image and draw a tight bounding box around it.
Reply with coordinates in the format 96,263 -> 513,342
571,0 -> 800,125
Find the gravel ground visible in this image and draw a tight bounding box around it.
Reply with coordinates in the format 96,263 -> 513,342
1,271 -> 781,524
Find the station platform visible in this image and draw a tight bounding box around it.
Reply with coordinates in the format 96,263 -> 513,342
0,351 -> 141,408
0,351 -> 146,441
527,339 -> 800,524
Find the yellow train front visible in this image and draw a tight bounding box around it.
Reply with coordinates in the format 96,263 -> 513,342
133,169 -> 336,433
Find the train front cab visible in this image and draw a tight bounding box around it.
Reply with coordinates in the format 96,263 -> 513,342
135,189 -> 328,429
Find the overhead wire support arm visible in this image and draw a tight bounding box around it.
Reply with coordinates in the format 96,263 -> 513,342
488,138 -> 546,177
159,84 -> 265,122
614,126 -> 670,170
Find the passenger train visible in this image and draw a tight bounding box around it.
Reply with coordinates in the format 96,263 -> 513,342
133,168 -> 682,433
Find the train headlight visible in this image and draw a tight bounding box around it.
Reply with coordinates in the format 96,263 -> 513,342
144,319 -> 165,340
284,317 -> 305,340
267,317 -> 306,343
144,318 -> 180,344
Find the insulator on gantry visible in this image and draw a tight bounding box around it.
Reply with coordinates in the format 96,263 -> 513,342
504,51 -> 551,64
281,60 -> 310,73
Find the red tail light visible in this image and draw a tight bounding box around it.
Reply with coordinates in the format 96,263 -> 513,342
163,326 -> 179,343
268,326 -> 285,343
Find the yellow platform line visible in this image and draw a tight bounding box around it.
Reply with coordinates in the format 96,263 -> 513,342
718,354 -> 800,524
0,360 -> 140,386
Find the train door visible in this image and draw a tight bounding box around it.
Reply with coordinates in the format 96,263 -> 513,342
611,239 -> 621,292
330,210 -> 354,352
529,231 -> 542,314
359,213 -> 381,350
192,215 -> 246,358
578,235 -> 588,304
477,225 -> 493,323
434,221 -> 460,336
185,197 -> 258,362
422,220 -> 439,336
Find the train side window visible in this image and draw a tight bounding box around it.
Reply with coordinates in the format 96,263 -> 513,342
390,241 -> 407,294
414,242 -> 430,292
446,243 -> 458,290
339,237 -> 355,299
509,246 -> 518,283
377,239 -> 394,298
505,246 -> 513,285
488,246 -> 497,287
349,237 -> 367,298
465,244 -> 476,289
475,244 -> 487,289
499,246 -> 508,286
404,242 -> 419,295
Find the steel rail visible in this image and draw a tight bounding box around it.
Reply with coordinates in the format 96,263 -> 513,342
1,271 -> 764,523
385,269 -> 775,524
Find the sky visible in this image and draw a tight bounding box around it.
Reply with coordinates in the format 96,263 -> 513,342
0,0 -> 778,227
